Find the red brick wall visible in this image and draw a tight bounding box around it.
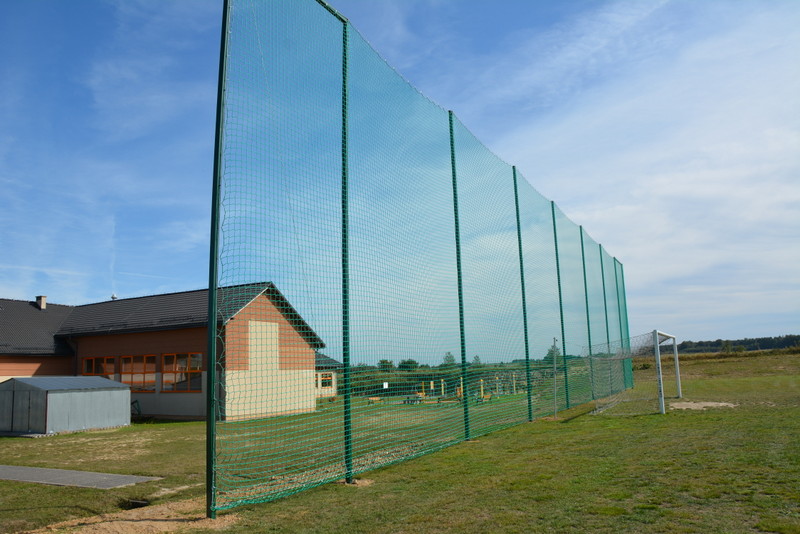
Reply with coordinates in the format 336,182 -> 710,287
74,328 -> 207,371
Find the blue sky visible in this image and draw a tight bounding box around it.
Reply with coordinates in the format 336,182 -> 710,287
1,0 -> 798,343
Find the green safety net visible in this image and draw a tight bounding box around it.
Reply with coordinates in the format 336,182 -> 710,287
207,0 -> 632,514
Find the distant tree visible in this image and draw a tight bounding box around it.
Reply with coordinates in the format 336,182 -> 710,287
398,359 -> 419,372
721,340 -> 732,353
441,351 -> 456,368
377,359 -> 395,372
543,342 -> 561,365
472,355 -> 482,367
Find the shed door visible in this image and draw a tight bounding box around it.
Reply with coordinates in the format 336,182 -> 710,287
0,390 -> 13,431
11,391 -> 31,433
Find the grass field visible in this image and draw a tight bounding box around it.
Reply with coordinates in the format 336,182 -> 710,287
1,350 -> 797,533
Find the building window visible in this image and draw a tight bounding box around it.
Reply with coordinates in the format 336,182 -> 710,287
83,356 -> 115,379
120,355 -> 156,392
162,353 -> 203,393
319,373 -> 333,388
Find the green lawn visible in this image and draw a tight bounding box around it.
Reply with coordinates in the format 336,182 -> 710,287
1,350 -> 798,533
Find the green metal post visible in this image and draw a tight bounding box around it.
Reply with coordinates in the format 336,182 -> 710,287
340,20 -> 354,484
580,227 -> 592,355
551,201 -> 570,409
206,0 -> 230,520
599,244 -> 611,353
613,258 -> 632,389
617,260 -> 632,389
314,0 -> 354,487
579,227 -> 595,400
619,261 -> 630,342
449,111 -> 470,440
614,259 -> 625,350
512,167 -> 534,421
315,0 -> 355,486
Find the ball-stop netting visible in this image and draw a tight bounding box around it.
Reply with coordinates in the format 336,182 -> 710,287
206,0 -> 632,514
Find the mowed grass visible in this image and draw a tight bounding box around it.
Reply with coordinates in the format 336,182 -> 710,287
1,350 -> 798,533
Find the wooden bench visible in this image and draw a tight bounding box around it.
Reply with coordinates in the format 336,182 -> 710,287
476,394 -> 493,403
367,397 -> 382,405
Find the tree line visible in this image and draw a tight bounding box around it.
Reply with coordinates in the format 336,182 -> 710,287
678,335 -> 800,353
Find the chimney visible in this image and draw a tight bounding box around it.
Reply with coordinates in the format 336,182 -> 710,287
36,295 -> 47,310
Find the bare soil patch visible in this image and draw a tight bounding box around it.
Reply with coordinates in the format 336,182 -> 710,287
671,401 -> 737,410
29,498 -> 237,533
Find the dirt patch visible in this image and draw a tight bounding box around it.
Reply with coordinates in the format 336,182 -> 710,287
671,401 -> 737,410
150,484 -> 203,498
29,498 -> 238,533
337,477 -> 374,487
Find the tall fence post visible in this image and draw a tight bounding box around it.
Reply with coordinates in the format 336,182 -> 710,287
599,244 -> 611,353
580,227 -> 593,356
580,226 -> 595,400
449,111 -> 470,440
205,0 -> 231,519
339,18 -> 354,484
551,201 -> 570,409
614,258 -> 624,347
614,258 -> 632,389
618,261 -> 630,342
512,167 -> 534,421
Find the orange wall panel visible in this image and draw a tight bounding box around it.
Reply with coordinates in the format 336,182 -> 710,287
225,293 -> 315,372
0,355 -> 73,377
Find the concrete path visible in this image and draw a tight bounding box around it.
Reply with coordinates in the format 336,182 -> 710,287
0,465 -> 161,489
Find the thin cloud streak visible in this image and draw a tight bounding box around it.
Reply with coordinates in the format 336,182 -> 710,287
491,2 -> 800,339
333,0 -> 800,340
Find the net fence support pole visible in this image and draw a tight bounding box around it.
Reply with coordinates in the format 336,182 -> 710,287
619,262 -> 630,343
449,110 -> 470,440
599,244 -> 611,353
652,330 -> 666,414
614,259 -> 624,345
551,201 -> 570,409
340,19 -> 354,484
512,167 -> 534,422
580,226 -> 595,400
614,258 -> 631,388
580,227 -> 593,356
206,0 -> 230,519
620,260 -> 634,388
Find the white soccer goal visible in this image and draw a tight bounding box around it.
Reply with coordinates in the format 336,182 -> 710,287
587,330 -> 682,416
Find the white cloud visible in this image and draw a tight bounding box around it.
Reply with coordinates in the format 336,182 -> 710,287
334,0 -> 800,341
487,2 -> 800,340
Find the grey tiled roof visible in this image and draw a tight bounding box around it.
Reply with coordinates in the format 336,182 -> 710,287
57,288 -> 209,336
315,353 -> 343,370
0,299 -> 74,355
1,283 -> 325,357
56,283 -> 325,348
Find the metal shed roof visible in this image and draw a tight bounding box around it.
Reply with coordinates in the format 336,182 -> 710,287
0,376 -> 129,392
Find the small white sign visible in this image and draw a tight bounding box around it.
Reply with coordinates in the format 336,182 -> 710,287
383,382 -> 389,389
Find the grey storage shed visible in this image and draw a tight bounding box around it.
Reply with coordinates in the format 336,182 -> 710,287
0,376 -> 130,434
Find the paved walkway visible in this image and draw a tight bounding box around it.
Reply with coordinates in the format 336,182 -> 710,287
0,465 -> 161,489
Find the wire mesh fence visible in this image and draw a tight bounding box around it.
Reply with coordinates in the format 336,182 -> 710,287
207,0 -> 632,514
